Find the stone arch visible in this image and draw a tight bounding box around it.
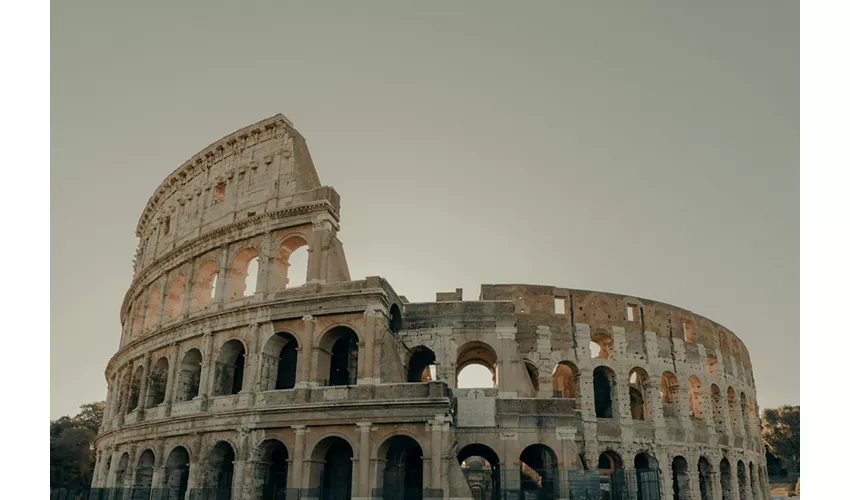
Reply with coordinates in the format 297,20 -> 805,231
389,303 -> 403,334
307,434 -> 356,500
661,372 -> 680,417
164,446 -> 191,500
376,434 -> 424,500
524,360 -> 540,396
698,457 -> 713,500
519,444 -> 558,500
726,387 -> 739,434
407,346 -> 437,383
688,375 -> 704,419
251,439 -> 289,500
174,348 -> 202,402
269,234 -> 310,291
162,272 -> 186,322
629,367 -> 650,420
317,325 -> 360,386
711,384 -> 725,430
593,366 -> 618,418
117,370 -> 131,415
598,450 -> 623,498
228,247 -> 260,300
456,341 -> 498,389
191,259 -> 218,311
260,331 -> 299,391
672,456 -> 691,500
719,458 -> 733,500
634,452 -> 661,500
457,444 -> 501,500
113,452 -> 130,489
213,339 -> 247,396
143,285 -> 161,332
127,365 -> 144,413
147,356 -> 169,407
203,440 -> 236,499
749,462 -> 762,500
552,361 -> 579,401
134,449 -> 156,495
590,331 -> 613,359
736,460 -> 747,500
739,391 -> 749,436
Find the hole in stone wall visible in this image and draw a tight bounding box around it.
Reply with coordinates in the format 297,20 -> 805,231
214,183 -> 226,204
683,319 -> 694,343
626,304 -> 638,322
554,298 -> 566,315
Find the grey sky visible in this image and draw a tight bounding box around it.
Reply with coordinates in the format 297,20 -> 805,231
51,1 -> 799,419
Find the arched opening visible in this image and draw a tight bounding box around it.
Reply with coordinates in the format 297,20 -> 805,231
707,355 -> 719,376
205,441 -> 236,500
162,273 -> 186,322
309,436 -> 354,500
736,461 -> 747,500
552,361 -> 579,401
127,366 -> 143,413
457,444 -> 501,500
254,439 -> 289,500
719,459 -> 733,500
270,236 -> 310,291
661,372 -> 680,417
590,332 -> 613,359
598,451 -> 623,500
456,341 -> 498,389
143,286 -> 161,332
634,453 -> 661,500
726,388 -> 739,434
698,457 -> 713,500
519,444 -> 558,500
265,332 -> 299,391
228,248 -> 260,300
164,446 -> 190,500
524,361 -> 540,396
192,260 -> 218,311
147,357 -> 169,407
133,450 -> 155,499
672,456 -> 691,500
749,462 -> 762,500
711,385 -> 725,431
379,435 -> 424,500
740,392 -> 749,436
593,366 -> 617,419
318,327 -> 359,386
113,452 -> 130,489
628,368 -> 650,420
175,348 -> 202,402
389,304 -> 403,334
688,376 -> 704,419
407,347 -> 437,383
213,339 -> 247,396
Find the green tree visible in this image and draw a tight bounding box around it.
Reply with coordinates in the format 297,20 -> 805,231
762,405 -> 800,476
50,401 -> 105,491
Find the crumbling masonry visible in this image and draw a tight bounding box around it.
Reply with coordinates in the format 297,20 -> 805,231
92,114 -> 769,500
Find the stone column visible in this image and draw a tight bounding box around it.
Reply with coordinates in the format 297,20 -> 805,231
163,343 -> 179,417
307,216 -> 334,284
296,316 -> 317,389
154,276 -> 168,329
429,418 -> 445,498
119,366 -> 133,421
255,232 -> 274,296
496,327 -> 518,396
356,423 -> 373,499
360,310 -> 380,385
199,330 -> 215,404
180,262 -> 195,317
290,425 -> 308,490
214,244 -> 229,308
138,353 -> 152,414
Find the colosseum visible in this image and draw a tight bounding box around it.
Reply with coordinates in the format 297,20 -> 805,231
91,114 -> 769,500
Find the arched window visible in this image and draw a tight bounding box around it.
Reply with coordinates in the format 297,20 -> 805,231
116,370 -> 131,416
113,452 -> 130,489
457,444 -> 501,500
174,349 -> 202,402
698,457 -> 713,500
270,236 -> 309,291
720,459 -> 733,500
308,437 -> 354,500
740,392 -> 749,436
456,341 -> 498,389
525,361 -> 540,396
260,332 -> 299,391
213,340 -> 247,396
143,286 -> 161,332
228,248 -> 260,300
191,260 -> 218,311
598,451 -> 623,497
727,388 -> 739,434
593,366 -> 617,419
204,441 -> 235,499
661,372 -> 680,417
407,347 -> 437,383
711,385 -> 725,431
127,366 -> 144,413
688,376 -> 704,419
590,332 -> 613,359
147,357 -> 169,407
519,445 -> 558,500
134,450 -> 155,496
736,461 -> 748,500
672,456 -> 691,500
629,368 -> 650,420
379,435 -> 424,500
389,304 -> 403,334
253,440 -> 288,499
552,361 -> 579,401
318,327 -> 359,387
164,447 -> 190,500
162,273 -> 185,322
634,453 -> 661,500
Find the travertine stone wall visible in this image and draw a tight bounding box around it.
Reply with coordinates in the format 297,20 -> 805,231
93,115 -> 769,500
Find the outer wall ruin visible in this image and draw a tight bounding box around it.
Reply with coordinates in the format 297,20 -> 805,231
92,114 -> 769,500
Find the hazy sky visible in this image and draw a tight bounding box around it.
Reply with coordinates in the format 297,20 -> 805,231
51,1 -> 799,419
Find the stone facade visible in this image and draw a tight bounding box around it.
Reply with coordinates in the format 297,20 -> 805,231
92,114 -> 769,500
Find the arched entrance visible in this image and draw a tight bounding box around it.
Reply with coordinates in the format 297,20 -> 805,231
634,453 -> 660,500
407,347 -> 437,383
205,441 -> 236,500
519,444 -> 558,500
671,456 -> 691,500
378,435 -> 424,500
164,446 -> 190,500
254,439 -> 289,500
309,436 -> 354,500
597,451 -> 623,500
457,444 -> 501,500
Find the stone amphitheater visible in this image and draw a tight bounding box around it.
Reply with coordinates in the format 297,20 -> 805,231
91,114 -> 769,500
